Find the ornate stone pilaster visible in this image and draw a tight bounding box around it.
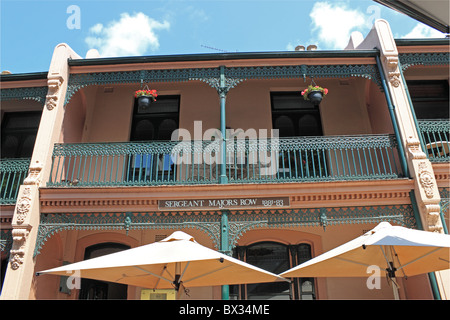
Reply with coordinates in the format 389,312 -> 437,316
11,187 -> 38,263
1,44 -> 81,300
1,185 -> 40,299
358,19 -> 444,233
405,137 -> 443,232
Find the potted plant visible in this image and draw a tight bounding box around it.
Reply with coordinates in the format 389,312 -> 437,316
301,85 -> 328,105
135,89 -> 158,110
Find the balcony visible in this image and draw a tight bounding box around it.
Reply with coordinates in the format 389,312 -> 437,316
47,134 -> 403,187
418,119 -> 450,162
0,158 -> 30,205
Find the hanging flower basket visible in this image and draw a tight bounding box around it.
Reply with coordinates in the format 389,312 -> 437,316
135,89 -> 158,110
301,85 -> 328,105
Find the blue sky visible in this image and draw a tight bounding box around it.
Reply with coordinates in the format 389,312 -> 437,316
0,0 -> 446,74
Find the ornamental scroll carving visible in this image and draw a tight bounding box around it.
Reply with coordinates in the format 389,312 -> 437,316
45,76 -> 63,110
418,161 -> 435,199
384,56 -> 401,87
10,228 -> 29,270
16,187 -> 32,224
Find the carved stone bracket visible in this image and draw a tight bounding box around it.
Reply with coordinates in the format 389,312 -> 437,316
23,162 -> 43,186
424,203 -> 443,233
384,55 -> 401,87
406,136 -> 427,159
10,228 -> 29,270
45,76 -> 64,110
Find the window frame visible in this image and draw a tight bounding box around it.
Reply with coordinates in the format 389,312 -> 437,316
232,241 -> 316,300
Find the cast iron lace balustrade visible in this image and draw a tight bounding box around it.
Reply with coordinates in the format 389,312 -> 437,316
0,158 -> 31,204
47,134 -> 402,187
417,119 -> 450,163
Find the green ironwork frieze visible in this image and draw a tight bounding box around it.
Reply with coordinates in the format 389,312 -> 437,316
35,205 -> 416,256
0,86 -> 48,104
399,52 -> 450,71
64,64 -> 382,105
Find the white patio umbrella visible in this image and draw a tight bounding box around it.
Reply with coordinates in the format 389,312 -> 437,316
280,222 -> 450,299
38,231 -> 287,295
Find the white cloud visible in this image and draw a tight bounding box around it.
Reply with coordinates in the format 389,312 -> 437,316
85,12 -> 170,57
402,23 -> 446,39
309,2 -> 367,49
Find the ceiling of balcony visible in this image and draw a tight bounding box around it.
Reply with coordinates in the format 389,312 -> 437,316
374,0 -> 449,33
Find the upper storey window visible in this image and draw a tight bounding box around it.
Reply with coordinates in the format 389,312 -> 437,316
271,92 -> 323,137
407,80 -> 449,119
1,111 -> 41,158
130,95 -> 180,141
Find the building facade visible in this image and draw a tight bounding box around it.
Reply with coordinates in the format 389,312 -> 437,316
1,20 -> 449,300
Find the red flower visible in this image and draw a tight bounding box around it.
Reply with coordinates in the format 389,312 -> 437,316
135,89 -> 158,99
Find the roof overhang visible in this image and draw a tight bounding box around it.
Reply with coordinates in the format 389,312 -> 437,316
374,0 -> 449,34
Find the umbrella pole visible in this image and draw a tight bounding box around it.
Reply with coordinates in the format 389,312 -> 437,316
383,246 -> 400,300
174,262 -> 181,291
392,281 -> 400,300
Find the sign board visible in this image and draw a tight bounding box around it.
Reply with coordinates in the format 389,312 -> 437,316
158,197 -> 290,211
141,289 -> 176,300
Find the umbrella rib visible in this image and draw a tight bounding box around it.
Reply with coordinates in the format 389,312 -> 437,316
334,257 -> 373,268
178,261 -> 190,283
391,246 -> 407,277
132,266 -> 173,285
396,247 -> 444,272
153,265 -> 168,289
182,264 -> 233,284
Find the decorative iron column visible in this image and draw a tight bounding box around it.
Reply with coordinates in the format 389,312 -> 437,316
220,210 -> 230,300
219,66 -> 228,184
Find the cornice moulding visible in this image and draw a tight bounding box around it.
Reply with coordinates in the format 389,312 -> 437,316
39,179 -> 414,213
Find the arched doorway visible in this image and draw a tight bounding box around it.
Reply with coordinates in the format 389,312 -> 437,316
78,242 -> 130,300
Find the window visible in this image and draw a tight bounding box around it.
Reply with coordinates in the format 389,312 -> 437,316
130,95 -> 180,141
407,80 -> 449,159
271,92 -> 323,137
407,80 -> 449,119
1,112 -> 41,158
128,95 -> 180,181
271,92 -> 326,178
232,242 -> 315,300
292,244 -> 315,300
79,243 -> 130,300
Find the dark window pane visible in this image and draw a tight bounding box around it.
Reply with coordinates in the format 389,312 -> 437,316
246,242 -> 290,300
1,112 -> 40,158
407,80 -> 449,119
271,92 -> 323,137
